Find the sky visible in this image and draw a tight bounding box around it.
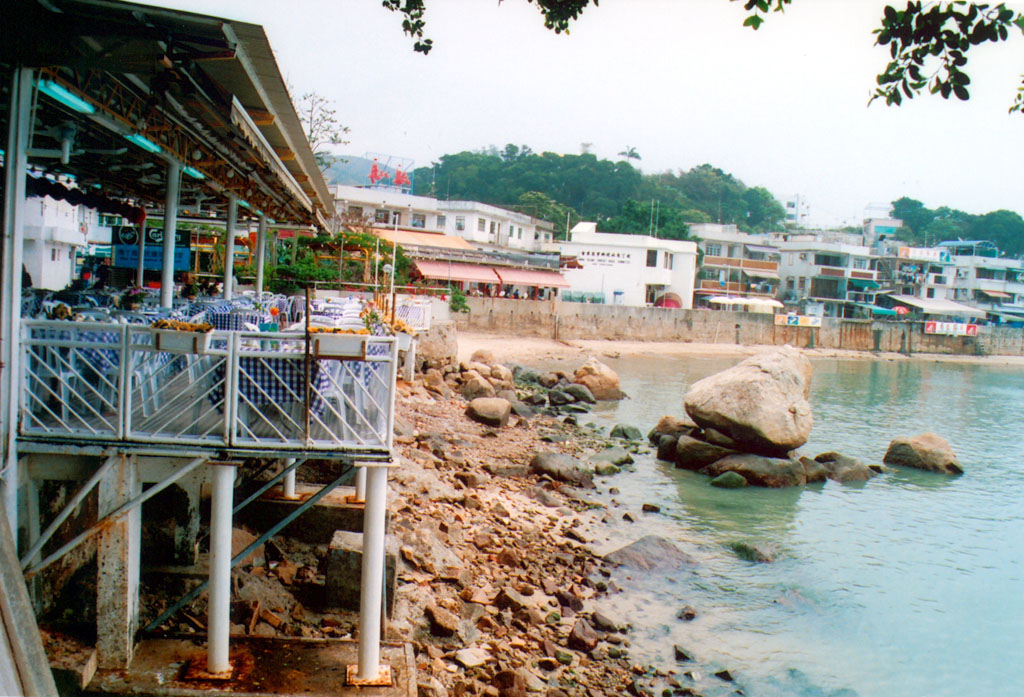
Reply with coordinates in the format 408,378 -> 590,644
139,0 -> 1024,227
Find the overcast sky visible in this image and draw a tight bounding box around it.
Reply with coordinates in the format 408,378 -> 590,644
141,0 -> 1024,227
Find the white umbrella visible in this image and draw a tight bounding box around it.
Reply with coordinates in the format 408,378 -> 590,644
708,296 -> 749,305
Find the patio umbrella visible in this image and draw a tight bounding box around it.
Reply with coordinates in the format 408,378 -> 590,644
653,292 -> 682,308
894,306 -> 910,315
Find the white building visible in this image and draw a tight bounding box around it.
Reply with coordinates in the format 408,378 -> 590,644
558,222 -> 697,307
938,240 -> 1024,319
783,194 -> 810,227
23,193 -> 110,290
331,185 -> 555,252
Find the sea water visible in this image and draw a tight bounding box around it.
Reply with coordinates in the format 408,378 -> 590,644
577,355 -> 1024,697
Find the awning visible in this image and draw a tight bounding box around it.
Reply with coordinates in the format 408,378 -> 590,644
744,244 -> 778,254
373,229 -> 476,251
889,294 -> 987,318
493,267 -> 570,288
414,260 -> 500,284
848,278 -> 881,290
708,296 -> 751,305
742,268 -> 780,280
854,302 -> 899,316
747,298 -> 784,308
980,289 -> 1012,299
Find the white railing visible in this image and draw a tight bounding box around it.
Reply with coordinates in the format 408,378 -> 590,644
19,320 -> 397,454
394,299 -> 432,331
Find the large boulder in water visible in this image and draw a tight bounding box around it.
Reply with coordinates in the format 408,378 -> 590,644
573,357 -> 625,401
704,453 -> 807,488
814,451 -> 876,483
883,433 -> 963,475
603,535 -> 696,570
683,347 -> 813,456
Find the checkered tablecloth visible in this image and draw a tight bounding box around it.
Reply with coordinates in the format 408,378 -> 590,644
208,311 -> 271,332
211,354 -> 332,414
31,326 -> 122,373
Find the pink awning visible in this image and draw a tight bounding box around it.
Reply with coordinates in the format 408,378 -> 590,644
414,260 -> 500,284
493,267 -> 570,288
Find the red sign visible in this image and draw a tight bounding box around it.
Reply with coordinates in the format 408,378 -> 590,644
925,322 -> 978,336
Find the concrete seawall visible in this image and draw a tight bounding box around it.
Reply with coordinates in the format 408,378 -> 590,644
454,297 -> 1024,357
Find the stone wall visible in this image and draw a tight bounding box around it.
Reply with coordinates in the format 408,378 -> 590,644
454,297 -> 1024,357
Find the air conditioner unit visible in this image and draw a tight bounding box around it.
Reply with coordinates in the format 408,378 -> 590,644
799,253 -> 808,261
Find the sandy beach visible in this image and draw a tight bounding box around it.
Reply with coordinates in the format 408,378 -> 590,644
457,331 -> 1024,367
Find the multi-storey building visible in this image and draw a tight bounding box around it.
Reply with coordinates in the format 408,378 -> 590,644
687,223 -> 780,303
331,185 -> 554,253
940,240 -> 1024,320
23,185 -> 111,290
774,233 -> 880,317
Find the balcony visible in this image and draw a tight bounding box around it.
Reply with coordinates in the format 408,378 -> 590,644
20,321 -> 397,456
703,256 -> 778,272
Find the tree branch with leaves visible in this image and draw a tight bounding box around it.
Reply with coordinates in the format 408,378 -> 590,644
296,90 -> 350,172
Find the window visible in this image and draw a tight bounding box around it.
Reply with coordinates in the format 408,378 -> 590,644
489,221 -> 497,236
517,228 -> 523,239
374,209 -> 389,224
455,216 -> 465,231
664,253 -> 673,270
411,213 -> 426,228
477,219 -> 486,232
51,248 -> 59,261
926,287 -> 935,298
798,277 -> 806,290
814,253 -> 843,267
853,258 -> 869,269
348,206 -> 363,218
437,215 -> 446,228
705,243 -> 721,257
534,231 -> 540,240
646,249 -> 658,267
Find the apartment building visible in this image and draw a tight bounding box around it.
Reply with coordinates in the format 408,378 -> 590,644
687,223 -> 780,303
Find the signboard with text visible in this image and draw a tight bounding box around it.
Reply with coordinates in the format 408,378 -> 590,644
775,314 -> 822,328
924,321 -> 978,337
112,226 -> 190,271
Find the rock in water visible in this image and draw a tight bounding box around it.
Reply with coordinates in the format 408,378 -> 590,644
610,424 -> 643,441
573,357 -> 625,400
674,435 -> 736,471
466,398 -> 511,427
815,451 -> 876,483
564,383 -> 597,404
648,414 -> 697,444
704,453 -> 807,488
603,535 -> 696,570
684,347 -> 813,456
883,433 -> 963,474
710,471 -> 748,488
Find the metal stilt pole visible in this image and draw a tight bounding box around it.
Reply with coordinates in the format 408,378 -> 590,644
350,465 -> 390,686
160,160 -> 180,309
354,466 -> 366,503
282,458 -> 297,499
223,195 -> 238,301
207,463 -> 235,675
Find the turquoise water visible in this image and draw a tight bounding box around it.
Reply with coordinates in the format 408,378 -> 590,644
579,356 -> 1024,697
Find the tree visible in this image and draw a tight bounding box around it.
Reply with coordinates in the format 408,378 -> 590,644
296,90 -> 350,172
384,1 -> 1024,113
617,146 -> 641,162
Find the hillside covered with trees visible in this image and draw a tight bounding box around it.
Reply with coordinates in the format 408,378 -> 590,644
409,145 -> 786,240
891,197 -> 1024,257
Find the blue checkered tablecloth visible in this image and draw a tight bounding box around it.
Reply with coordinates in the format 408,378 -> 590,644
211,354 -> 332,414
208,310 -> 272,332
30,326 -> 122,372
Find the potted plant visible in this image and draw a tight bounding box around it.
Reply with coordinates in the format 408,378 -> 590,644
121,285 -> 146,310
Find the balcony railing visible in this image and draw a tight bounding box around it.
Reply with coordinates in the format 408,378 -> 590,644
702,256 -> 779,271
19,320 -> 397,455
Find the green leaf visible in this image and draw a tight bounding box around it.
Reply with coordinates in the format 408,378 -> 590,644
953,84 -> 970,100
743,15 -> 764,29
